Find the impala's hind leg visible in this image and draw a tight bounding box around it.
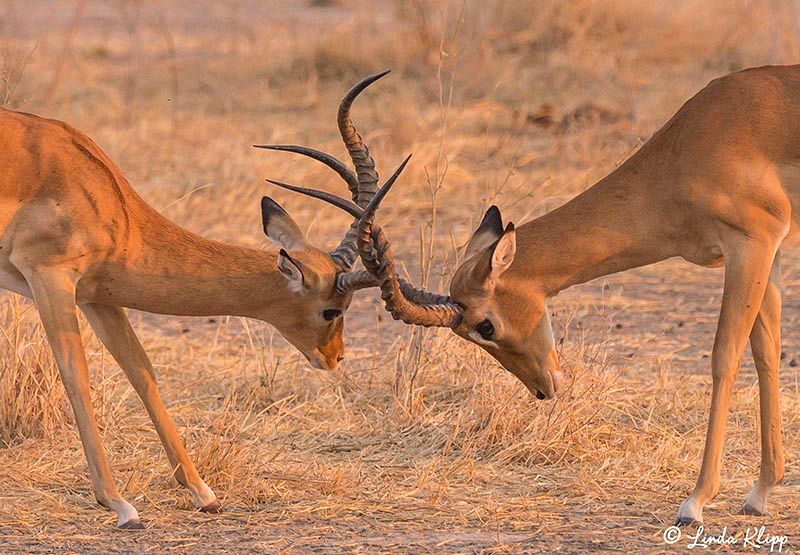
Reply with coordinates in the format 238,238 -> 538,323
24,270 -> 142,528
676,236 -> 778,526
80,303 -> 220,513
741,252 -> 784,515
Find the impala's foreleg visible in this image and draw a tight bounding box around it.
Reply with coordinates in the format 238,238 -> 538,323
25,271 -> 142,528
676,235 -> 780,526
80,303 -> 220,513
742,251 -> 784,515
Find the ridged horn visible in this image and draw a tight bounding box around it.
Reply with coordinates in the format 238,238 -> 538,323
338,70 -> 390,206
353,162 -> 463,328
257,71 -> 398,288
253,145 -> 360,195
269,157 -> 461,315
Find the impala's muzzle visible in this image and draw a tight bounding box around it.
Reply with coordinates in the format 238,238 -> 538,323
534,367 -> 566,400
306,350 -> 340,370
525,368 -> 565,400
304,319 -> 345,370
513,350 -> 566,401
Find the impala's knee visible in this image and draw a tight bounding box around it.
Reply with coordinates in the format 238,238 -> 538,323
753,352 -> 779,373
134,377 -> 160,401
710,351 -> 738,378
710,366 -> 737,384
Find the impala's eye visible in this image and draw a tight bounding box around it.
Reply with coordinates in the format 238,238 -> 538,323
322,309 -> 342,321
476,319 -> 494,340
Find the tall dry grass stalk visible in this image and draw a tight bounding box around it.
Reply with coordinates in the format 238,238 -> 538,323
395,1 -> 465,408
0,43 -> 34,108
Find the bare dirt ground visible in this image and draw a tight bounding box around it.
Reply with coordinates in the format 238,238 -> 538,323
1,1 -> 800,553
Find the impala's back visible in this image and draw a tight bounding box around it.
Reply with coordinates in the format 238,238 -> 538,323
0,109 -> 135,297
632,65 -> 800,241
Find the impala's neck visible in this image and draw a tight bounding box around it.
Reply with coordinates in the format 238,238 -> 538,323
103,216 -> 288,318
515,165 -> 678,295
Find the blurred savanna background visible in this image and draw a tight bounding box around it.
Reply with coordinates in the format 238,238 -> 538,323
2,0 -> 800,553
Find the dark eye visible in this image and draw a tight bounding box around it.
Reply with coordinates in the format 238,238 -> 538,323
476,319 -> 494,340
322,309 -> 342,321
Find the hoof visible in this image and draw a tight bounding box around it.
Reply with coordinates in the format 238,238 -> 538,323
118,519 -> 145,530
675,517 -> 700,527
740,504 -> 766,517
200,499 -> 222,514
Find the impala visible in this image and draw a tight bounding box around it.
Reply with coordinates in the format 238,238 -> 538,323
0,73 -> 402,528
271,65 -> 800,525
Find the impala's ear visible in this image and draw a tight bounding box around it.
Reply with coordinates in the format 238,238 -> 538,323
489,223 -> 516,279
464,206 -> 504,260
262,197 -> 308,250
277,249 -> 307,294
469,222 -> 517,286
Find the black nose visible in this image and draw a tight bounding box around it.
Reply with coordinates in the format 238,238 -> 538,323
535,390 -> 546,400
337,355 -> 345,362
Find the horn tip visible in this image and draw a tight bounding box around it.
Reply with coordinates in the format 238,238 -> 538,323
265,178 -> 298,193
365,69 -> 391,83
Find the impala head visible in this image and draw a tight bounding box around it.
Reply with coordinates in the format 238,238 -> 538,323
448,206 -> 564,400
260,196 -> 361,370
278,160 -> 566,399
254,71 -> 398,370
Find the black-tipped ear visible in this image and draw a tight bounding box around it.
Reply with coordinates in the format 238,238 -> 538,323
261,196 -> 308,250
261,197 -> 285,235
464,205 -> 505,260
478,206 -> 503,236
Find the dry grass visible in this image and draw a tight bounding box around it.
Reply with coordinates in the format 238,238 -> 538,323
1,1 -> 800,553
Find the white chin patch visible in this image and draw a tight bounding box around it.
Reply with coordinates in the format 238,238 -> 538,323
468,330 -> 499,350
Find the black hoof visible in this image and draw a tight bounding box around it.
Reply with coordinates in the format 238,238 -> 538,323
675,517 -> 700,527
739,504 -> 766,516
119,519 -> 145,530
200,499 -> 222,514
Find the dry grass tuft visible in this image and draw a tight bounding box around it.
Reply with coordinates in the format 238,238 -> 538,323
0,296 -> 69,447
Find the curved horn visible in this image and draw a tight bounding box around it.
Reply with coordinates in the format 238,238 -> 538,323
333,270 -> 452,303
353,161 -> 463,328
334,270 -> 377,294
266,155 -> 408,272
264,177 -> 364,269
256,72 -> 393,278
398,281 -> 453,306
361,222 -> 462,327
254,145 -> 360,194
338,70 -> 390,206
266,179 -> 363,218
325,70 -> 391,269
269,159 -> 461,313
